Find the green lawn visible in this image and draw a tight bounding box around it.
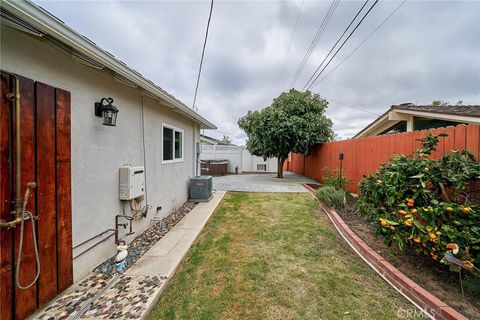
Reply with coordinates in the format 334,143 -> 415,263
148,192 -> 416,319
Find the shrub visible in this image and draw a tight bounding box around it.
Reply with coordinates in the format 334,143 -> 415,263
322,167 -> 351,190
359,132 -> 480,270
316,186 -> 345,210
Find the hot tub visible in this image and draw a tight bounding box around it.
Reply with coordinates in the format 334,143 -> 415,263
200,159 -> 229,176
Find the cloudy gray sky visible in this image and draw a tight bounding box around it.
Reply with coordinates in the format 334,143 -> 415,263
35,0 -> 480,144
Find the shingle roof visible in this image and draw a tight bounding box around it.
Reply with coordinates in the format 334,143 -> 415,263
392,103 -> 480,118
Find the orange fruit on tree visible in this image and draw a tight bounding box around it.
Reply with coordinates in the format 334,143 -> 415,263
413,237 -> 421,244
390,226 -> 396,232
398,210 -> 407,215
404,219 -> 413,227
411,209 -> 417,214
381,220 -> 389,227
464,261 -> 474,270
429,233 -> 437,240
446,207 -> 454,212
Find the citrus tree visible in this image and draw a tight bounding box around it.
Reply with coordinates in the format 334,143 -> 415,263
359,133 -> 480,268
238,89 -> 333,178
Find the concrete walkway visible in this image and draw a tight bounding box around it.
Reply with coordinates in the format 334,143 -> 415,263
33,190 -> 226,320
213,172 -> 318,192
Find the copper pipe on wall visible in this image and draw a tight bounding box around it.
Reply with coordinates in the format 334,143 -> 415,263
73,229 -> 117,250
73,229 -> 117,260
0,74 -> 30,228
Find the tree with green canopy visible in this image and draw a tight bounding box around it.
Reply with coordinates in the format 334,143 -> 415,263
238,89 -> 333,178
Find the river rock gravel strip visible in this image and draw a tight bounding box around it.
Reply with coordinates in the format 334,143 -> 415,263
95,202 -> 197,276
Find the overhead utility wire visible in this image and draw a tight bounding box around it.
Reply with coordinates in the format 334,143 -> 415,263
288,0 -> 340,88
320,94 -> 380,116
305,0 -> 380,91
315,0 -> 408,85
192,0 -> 214,111
289,0 -> 338,87
278,0 -> 305,84
302,0 -> 370,90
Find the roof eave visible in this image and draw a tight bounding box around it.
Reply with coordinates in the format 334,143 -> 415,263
1,0 -> 217,130
353,109 -> 391,138
392,106 -> 480,122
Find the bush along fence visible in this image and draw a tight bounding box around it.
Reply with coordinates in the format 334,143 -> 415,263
285,124 -> 480,193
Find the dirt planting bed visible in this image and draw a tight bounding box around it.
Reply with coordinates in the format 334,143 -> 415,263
338,195 -> 479,319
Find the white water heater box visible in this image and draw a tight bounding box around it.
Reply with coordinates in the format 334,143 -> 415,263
119,166 -> 145,200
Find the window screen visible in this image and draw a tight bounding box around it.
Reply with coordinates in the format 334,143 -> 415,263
175,131 -> 182,159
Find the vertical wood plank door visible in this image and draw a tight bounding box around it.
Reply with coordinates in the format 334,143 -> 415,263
55,88 -> 73,293
36,82 -> 58,307
0,72 -> 72,319
13,75 -> 37,320
0,70 -> 14,320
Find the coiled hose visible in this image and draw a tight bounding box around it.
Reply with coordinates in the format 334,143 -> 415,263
15,186 -> 40,290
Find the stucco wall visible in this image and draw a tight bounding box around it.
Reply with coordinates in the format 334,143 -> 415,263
1,26 -> 200,281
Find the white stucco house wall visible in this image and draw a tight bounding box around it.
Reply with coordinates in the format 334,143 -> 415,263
0,1 -> 215,312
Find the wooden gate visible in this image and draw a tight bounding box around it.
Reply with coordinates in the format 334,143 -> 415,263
0,72 -> 73,319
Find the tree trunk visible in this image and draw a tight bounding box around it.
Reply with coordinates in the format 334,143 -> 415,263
277,156 -> 285,178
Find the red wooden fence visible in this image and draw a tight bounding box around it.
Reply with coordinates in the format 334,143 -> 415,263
286,124 -> 480,193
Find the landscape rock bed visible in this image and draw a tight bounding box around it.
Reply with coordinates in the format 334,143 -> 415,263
95,202 -> 197,276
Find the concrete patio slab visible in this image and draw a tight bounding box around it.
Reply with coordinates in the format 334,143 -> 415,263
213,172 -> 318,192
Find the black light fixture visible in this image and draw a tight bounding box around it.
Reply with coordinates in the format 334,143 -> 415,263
95,97 -> 119,126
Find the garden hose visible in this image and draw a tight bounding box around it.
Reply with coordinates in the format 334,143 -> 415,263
15,186 -> 40,290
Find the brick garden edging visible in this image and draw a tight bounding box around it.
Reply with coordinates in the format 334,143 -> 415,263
302,183 -> 468,320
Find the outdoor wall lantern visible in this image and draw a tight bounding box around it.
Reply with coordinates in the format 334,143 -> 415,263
95,97 -> 119,126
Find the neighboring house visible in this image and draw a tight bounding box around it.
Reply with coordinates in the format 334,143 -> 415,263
0,1 -> 215,318
200,134 -> 237,146
354,103 -> 480,138
200,144 -> 278,174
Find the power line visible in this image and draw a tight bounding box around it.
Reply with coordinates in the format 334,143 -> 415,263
302,0 -> 369,90
288,0 -> 340,88
192,0 -> 214,111
289,0 -> 338,88
314,0 -> 408,85
278,0 -> 304,85
305,0 -> 380,91
321,94 -> 380,116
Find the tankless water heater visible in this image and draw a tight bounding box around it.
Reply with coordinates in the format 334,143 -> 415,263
119,166 -> 145,200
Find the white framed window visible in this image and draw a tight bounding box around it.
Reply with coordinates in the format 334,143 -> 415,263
162,123 -> 184,164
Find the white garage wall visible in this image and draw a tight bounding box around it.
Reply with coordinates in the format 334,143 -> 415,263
242,149 -> 278,173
